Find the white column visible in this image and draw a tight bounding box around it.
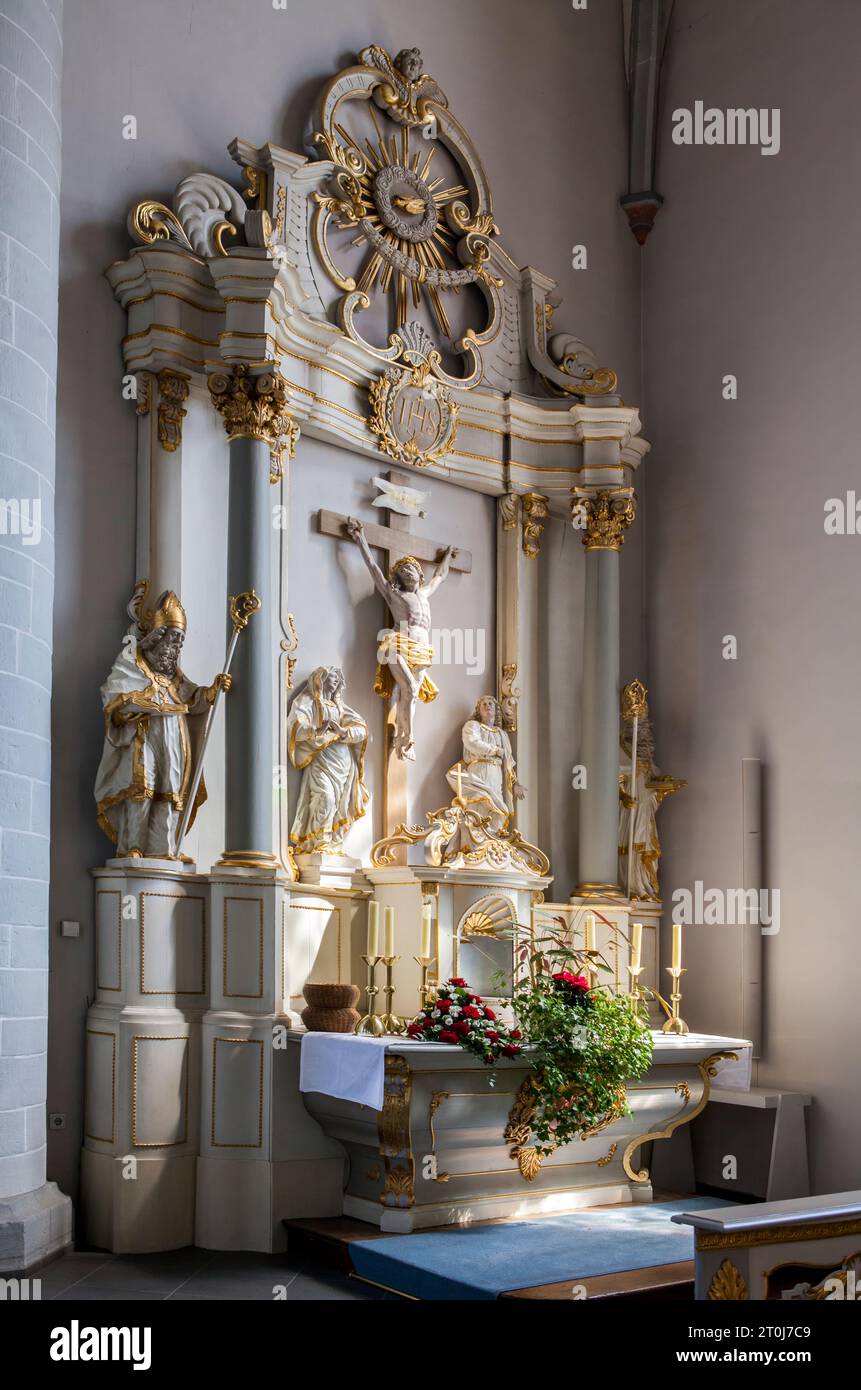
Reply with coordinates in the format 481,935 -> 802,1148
573,490 -> 636,897
496,491 -> 548,845
0,0 -> 72,1272
134,369 -> 190,595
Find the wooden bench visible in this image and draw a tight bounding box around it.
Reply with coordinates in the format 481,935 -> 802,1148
672,1191 -> 861,1299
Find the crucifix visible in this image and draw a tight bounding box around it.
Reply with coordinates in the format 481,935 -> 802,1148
317,470 -> 472,845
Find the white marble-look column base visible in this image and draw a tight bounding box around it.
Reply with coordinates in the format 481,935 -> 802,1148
80,1150 -> 195,1255
0,1182 -> 73,1275
196,1008 -> 346,1251
293,852 -> 367,890
106,856 -> 198,875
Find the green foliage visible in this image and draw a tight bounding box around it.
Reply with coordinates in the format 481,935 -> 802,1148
506,920 -> 654,1155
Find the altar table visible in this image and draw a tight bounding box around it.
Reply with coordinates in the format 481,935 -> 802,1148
291,1032 -> 751,1232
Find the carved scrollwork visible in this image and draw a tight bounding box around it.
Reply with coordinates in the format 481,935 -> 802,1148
500,663 -> 520,733
127,201 -> 193,252
708,1260 -> 749,1301
499,493 -> 519,532
155,369 -> 190,452
521,493 -> 548,559
129,172 -> 249,260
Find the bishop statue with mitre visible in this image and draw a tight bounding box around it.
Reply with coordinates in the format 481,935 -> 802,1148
94,585 -> 231,860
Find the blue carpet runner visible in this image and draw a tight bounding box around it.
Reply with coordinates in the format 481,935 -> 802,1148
350,1197 -> 729,1300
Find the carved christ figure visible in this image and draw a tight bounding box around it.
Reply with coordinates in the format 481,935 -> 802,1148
346,517 -> 457,760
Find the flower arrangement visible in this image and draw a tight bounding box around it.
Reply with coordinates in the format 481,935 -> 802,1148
406,978 -> 523,1064
506,919 -> 653,1155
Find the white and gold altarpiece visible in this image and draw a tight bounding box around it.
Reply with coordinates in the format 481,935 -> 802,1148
79,43 -> 689,1254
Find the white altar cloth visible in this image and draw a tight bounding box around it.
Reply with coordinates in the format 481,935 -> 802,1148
300,1033 -> 430,1110
298,1030 -> 751,1113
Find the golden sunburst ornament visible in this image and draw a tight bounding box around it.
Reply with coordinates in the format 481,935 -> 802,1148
311,45 -> 501,353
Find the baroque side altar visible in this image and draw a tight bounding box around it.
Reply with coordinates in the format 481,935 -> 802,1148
78,41 -> 739,1255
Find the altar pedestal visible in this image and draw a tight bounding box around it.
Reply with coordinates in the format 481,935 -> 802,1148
82,861 -> 369,1254
295,1032 -> 751,1233
81,864 -> 208,1253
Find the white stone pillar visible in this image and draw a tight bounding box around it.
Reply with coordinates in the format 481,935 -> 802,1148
0,0 -> 72,1271
572,490 -> 637,898
496,492 -> 548,847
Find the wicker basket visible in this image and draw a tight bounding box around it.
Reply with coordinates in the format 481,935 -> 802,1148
301,982 -> 361,1033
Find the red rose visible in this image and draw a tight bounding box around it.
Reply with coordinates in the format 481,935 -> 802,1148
452,1020 -> 469,1034
449,978 -> 467,987
486,1030 -> 499,1042
483,1007 -> 496,1020
553,971 -> 589,990
502,1044 -> 520,1058
510,1029 -> 523,1040
462,1006 -> 480,1019
438,1030 -> 458,1044
407,1023 -> 422,1036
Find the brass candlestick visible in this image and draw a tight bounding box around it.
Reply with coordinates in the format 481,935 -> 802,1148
626,962 -> 644,1007
354,955 -> 385,1035
413,954 -> 433,1011
661,966 -> 689,1034
380,955 -> 405,1034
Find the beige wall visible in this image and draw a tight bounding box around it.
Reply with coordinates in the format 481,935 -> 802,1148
50,0 -> 642,1203
645,0 -> 861,1192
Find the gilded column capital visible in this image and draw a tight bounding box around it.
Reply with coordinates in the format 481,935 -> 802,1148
521,492 -> 549,559
208,364 -> 300,482
156,368 -> 190,451
572,489 -> 636,551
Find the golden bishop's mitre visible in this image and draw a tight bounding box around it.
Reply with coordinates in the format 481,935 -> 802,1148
148,590 -> 187,633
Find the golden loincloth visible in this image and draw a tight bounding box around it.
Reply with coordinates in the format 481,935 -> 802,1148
374,633 -> 439,703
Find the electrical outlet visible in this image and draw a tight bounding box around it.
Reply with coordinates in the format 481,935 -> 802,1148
60,920 -> 80,938
48,1113 -> 66,1130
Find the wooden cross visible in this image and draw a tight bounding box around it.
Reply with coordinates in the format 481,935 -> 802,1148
317,470 -> 472,846
317,471 -> 472,577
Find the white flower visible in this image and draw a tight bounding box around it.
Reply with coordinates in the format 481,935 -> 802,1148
443,1016 -> 453,1026
449,1005 -> 461,1016
431,1009 -> 440,1018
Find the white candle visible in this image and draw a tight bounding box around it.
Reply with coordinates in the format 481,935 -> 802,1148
367,900 -> 379,958
420,903 -> 432,959
384,905 -> 394,958
584,912 -> 595,955
631,921 -> 642,973
672,922 -> 682,972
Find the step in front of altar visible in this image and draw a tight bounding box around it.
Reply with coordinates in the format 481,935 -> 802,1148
285,1199 -> 729,1300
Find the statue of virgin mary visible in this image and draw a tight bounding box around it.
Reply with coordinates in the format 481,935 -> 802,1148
287,666 -> 369,854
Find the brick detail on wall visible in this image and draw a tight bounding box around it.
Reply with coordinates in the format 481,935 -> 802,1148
0,0 -> 61,1202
